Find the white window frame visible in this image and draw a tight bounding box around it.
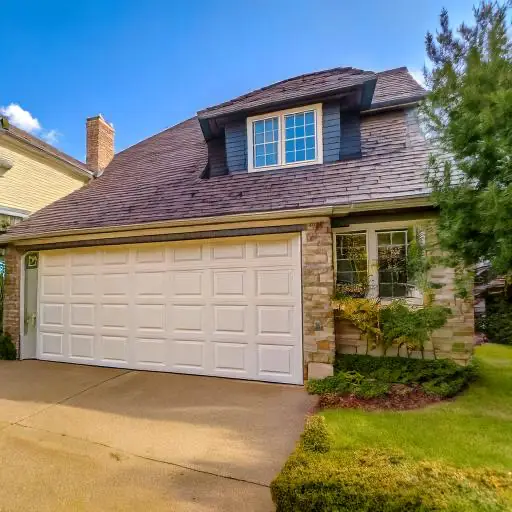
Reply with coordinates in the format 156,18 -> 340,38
333,220 -> 423,305
246,103 -> 323,173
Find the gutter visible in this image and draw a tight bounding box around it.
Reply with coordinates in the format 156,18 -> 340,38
1,195 -> 433,246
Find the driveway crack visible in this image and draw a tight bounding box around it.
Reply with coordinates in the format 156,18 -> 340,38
12,422 -> 270,489
11,369 -> 133,426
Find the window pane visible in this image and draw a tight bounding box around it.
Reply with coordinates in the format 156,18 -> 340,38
295,113 -> 305,126
305,111 -> 315,124
295,126 -> 305,138
253,117 -> 279,168
285,140 -> 295,152
286,152 -> 295,163
296,138 -> 305,150
285,128 -> 294,140
285,116 -> 294,128
336,233 -> 368,293
266,153 -> 277,165
306,148 -> 315,160
305,136 -> 315,149
377,230 -> 408,298
305,124 -> 315,136
296,149 -> 306,161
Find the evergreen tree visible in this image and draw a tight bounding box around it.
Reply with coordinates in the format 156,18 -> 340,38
422,1 -> 512,274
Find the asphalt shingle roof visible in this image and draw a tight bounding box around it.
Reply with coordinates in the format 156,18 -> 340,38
4,66 -> 429,241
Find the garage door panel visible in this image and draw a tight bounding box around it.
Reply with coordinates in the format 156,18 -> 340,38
69,334 -> 95,360
100,335 -> 129,364
213,305 -> 247,335
70,274 -> 96,297
258,344 -> 294,378
171,305 -> 204,334
134,271 -> 166,297
101,304 -> 130,329
41,275 -> 66,298
212,270 -> 247,297
134,338 -> 166,367
101,272 -> 130,297
38,235 -> 303,384
70,303 -> 96,328
171,340 -> 205,370
135,304 -> 166,333
170,270 -> 204,296
40,332 -> 64,357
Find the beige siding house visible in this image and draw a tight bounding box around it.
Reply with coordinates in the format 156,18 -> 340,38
0,117 -> 92,226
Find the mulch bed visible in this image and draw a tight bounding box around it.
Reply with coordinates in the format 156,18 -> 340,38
317,384 -> 444,411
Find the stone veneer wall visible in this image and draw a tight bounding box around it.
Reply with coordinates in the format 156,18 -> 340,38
335,265 -> 474,365
301,220 -> 336,379
2,245 -> 22,353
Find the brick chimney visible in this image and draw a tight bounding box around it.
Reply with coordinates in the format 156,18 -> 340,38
86,114 -> 114,173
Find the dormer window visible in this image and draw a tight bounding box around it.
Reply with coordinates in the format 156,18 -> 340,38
247,103 -> 323,172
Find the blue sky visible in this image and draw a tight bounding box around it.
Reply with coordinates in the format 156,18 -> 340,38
2,0 -> 475,161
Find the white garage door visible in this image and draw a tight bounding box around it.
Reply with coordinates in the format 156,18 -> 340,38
37,234 -> 303,384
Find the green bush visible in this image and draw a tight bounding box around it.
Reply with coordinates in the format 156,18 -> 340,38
271,446 -> 512,511
478,297 -> 512,345
332,354 -> 477,398
300,416 -> 332,454
0,332 -> 16,360
307,370 -> 390,399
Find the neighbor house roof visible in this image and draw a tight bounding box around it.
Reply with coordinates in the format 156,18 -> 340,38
3,66 -> 429,242
0,119 -> 92,177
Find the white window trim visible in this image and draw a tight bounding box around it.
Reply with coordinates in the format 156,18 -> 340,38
246,103 -> 324,173
333,220 -> 423,305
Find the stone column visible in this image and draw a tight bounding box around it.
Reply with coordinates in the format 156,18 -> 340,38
301,220 -> 335,380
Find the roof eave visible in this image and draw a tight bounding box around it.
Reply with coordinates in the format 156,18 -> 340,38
0,196 -> 433,246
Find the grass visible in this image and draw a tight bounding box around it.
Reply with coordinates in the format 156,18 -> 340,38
322,344 -> 512,471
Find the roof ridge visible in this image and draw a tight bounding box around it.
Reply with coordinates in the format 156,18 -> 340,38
376,66 -> 409,75
198,66 -> 371,114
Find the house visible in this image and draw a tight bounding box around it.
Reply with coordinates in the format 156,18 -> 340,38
0,116 -> 94,272
0,66 -> 474,382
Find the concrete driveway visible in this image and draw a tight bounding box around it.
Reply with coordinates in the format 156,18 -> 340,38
0,360 -> 315,511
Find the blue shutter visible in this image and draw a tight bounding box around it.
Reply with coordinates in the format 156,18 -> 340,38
225,120 -> 248,173
322,103 -> 341,163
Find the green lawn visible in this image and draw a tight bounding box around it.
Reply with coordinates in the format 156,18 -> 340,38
322,343 -> 512,471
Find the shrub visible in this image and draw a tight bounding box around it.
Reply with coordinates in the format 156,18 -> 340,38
479,297 -> 512,346
307,370 -> 390,399
0,332 -> 16,360
271,447 -> 512,512
300,416 -> 332,454
334,354 -> 477,398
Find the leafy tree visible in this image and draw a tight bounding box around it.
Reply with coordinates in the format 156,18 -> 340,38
421,1 -> 512,275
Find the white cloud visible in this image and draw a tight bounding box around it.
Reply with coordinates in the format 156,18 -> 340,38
41,129 -> 61,145
0,103 -> 41,133
410,69 -> 426,88
0,103 -> 62,146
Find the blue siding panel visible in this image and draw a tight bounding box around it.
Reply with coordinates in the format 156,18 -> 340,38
322,103 -> 341,163
225,120 -> 248,173
340,112 -> 361,160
